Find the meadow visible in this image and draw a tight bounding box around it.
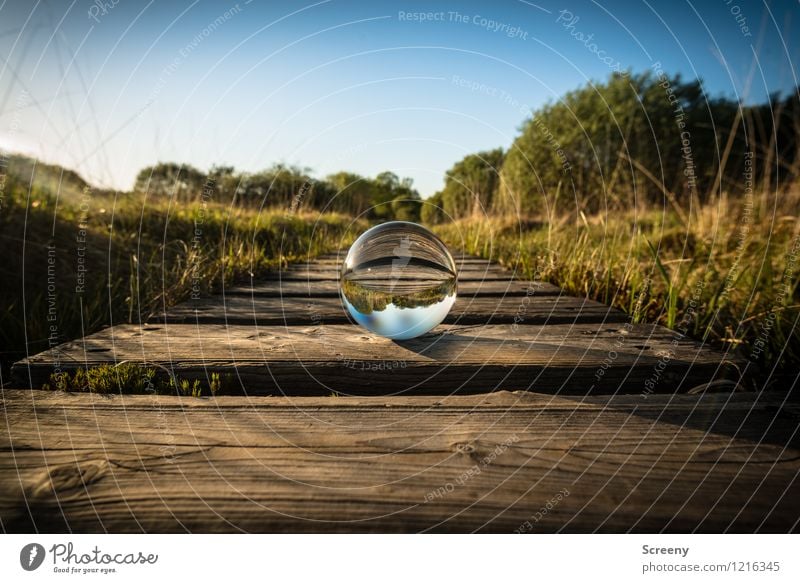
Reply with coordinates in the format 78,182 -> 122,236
2,72 -> 798,392
2,154 -> 798,393
434,187 -> 800,390
0,163 -> 362,380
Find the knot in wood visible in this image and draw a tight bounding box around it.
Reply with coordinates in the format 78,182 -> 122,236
31,460 -> 108,498
453,442 -> 476,455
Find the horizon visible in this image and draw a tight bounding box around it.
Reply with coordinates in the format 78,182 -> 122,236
1,0 -> 798,197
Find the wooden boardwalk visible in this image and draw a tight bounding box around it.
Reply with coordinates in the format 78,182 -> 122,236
3,253 -> 799,532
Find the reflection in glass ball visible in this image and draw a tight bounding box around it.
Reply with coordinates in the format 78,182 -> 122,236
340,221 -> 458,340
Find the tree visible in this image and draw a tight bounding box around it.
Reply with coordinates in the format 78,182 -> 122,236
235,164 -> 314,209
421,191 -> 446,225
496,71 -> 731,215
366,171 -> 421,220
390,195 -> 421,222
134,163 -> 207,201
326,171 -> 373,216
440,148 -> 504,219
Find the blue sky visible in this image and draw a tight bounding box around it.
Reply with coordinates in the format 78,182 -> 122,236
1,0 -> 797,196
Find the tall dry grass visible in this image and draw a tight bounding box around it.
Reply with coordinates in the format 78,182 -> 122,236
0,175 -> 363,374
434,186 -> 800,389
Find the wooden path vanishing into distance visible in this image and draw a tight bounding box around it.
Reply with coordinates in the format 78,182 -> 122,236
3,252 -> 799,532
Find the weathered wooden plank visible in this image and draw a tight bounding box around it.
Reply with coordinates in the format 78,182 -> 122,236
276,271 -> 517,281
11,323 -> 739,394
154,294 -> 626,326
316,252 -> 488,263
224,278 -> 562,297
313,256 -> 492,267
289,259 -> 502,271
1,390 -> 797,533
276,263 -> 519,281
317,252 -> 514,268
315,254 -> 533,279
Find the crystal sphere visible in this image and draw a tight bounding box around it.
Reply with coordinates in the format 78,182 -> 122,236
340,221 -> 458,340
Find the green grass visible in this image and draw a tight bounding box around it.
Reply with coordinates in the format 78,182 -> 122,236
43,363 -> 234,396
434,189 -> 800,390
0,171 -> 364,376
4,158 -> 798,394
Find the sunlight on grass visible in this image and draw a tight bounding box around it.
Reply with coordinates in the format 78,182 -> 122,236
0,174 -> 365,361
434,189 -> 800,387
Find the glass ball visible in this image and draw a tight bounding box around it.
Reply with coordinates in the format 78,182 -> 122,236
340,221 -> 458,340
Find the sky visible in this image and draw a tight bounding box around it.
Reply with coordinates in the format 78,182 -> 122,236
0,0 -> 798,197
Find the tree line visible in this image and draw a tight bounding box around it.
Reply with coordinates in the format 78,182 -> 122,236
133,70 -> 799,222
426,71 -> 800,221
134,163 -> 421,221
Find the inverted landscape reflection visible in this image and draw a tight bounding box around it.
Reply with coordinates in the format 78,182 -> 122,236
340,222 -> 458,340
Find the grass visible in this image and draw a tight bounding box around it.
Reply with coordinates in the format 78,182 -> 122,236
4,158 -> 798,394
434,187 -> 800,390
43,363 -> 235,396
0,171 -> 364,378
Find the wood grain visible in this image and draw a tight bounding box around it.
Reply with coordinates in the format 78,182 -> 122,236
11,323 -> 741,394
154,294 -> 626,326
1,390 -> 797,533
4,251 -> 767,534
276,263 -> 519,281
316,253 -> 495,265
224,278 -> 562,298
